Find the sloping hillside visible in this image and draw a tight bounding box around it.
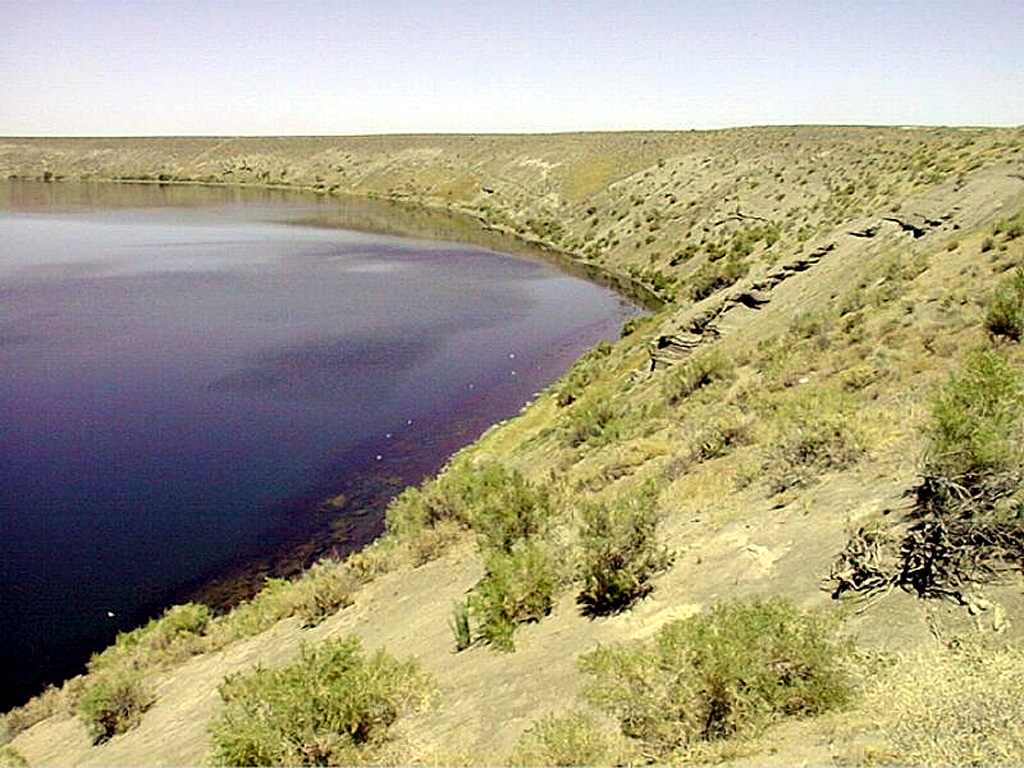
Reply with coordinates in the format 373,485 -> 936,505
3,126 -> 1024,766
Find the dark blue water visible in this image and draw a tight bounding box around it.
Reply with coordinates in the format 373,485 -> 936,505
0,183 -> 640,709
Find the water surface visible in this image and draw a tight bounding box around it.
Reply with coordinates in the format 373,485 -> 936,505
0,183 -> 639,709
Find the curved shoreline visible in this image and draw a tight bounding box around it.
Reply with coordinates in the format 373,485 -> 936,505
7,175 -> 665,310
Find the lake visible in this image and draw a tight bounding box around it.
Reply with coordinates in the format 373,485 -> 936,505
0,182 -> 640,710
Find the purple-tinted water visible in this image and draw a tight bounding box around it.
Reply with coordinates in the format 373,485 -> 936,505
0,184 -> 640,709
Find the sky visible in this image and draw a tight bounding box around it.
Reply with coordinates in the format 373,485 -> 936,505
1,0 -> 1021,136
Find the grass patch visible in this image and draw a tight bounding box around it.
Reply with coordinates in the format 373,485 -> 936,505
1,684 -> 71,743
207,636 -> 435,766
556,341 -> 613,407
509,710 -> 617,766
0,746 -> 27,767
208,578 -> 305,645
685,255 -> 749,302
855,637 -> 1024,766
564,391 -> 627,448
579,599 -> 851,759
208,561 -> 359,646
19,558 -> 362,748
761,386 -> 866,493
662,349 -> 735,405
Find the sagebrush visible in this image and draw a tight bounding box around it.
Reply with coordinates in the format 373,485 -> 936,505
207,636 -> 435,766
579,599 -> 851,757
576,493 -> 673,616
386,460 -> 551,559
77,671 -> 155,744
468,540 -> 557,651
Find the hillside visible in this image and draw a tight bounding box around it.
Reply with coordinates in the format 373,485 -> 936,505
3,126 -> 1024,766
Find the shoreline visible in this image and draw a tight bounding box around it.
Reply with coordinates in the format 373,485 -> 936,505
6,175 -> 665,311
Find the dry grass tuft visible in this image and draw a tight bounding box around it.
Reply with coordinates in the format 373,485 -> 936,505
850,637 -> 1024,766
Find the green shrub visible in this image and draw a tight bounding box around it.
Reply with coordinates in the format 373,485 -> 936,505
77,671 -> 155,743
0,683 -> 67,741
405,519 -> 466,566
620,317 -> 645,337
207,636 -> 435,766
151,602 -> 211,639
384,478 -> 472,542
925,347 -> 1024,483
788,309 -> 836,348
526,218 -> 565,243
670,242 -> 700,266
469,540 -> 556,651
663,350 -> 735,405
290,560 -> 357,628
469,468 -> 552,553
993,209 -> 1024,242
579,599 -> 851,756
88,602 -> 212,675
834,352 -> 1024,601
344,538 -> 399,583
729,224 -> 779,258
985,267 -> 1024,341
687,407 -> 753,462
387,460 -> 549,549
210,563 -> 356,645
556,342 -> 613,407
576,494 -> 673,616
988,291 -> 1024,341
644,269 -> 678,300
386,461 -> 482,539
509,710 -> 616,766
209,577 -> 297,644
387,461 -> 554,565
565,393 -> 623,447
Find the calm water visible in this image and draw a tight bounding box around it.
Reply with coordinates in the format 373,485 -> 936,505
0,182 -> 640,709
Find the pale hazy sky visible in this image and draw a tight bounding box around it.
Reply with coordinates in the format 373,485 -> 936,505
1,0 -> 1021,136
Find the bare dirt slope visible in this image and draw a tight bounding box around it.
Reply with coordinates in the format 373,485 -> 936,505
4,126 -> 1024,765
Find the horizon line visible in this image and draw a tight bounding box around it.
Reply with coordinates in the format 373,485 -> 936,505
2,122 -> 1022,140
